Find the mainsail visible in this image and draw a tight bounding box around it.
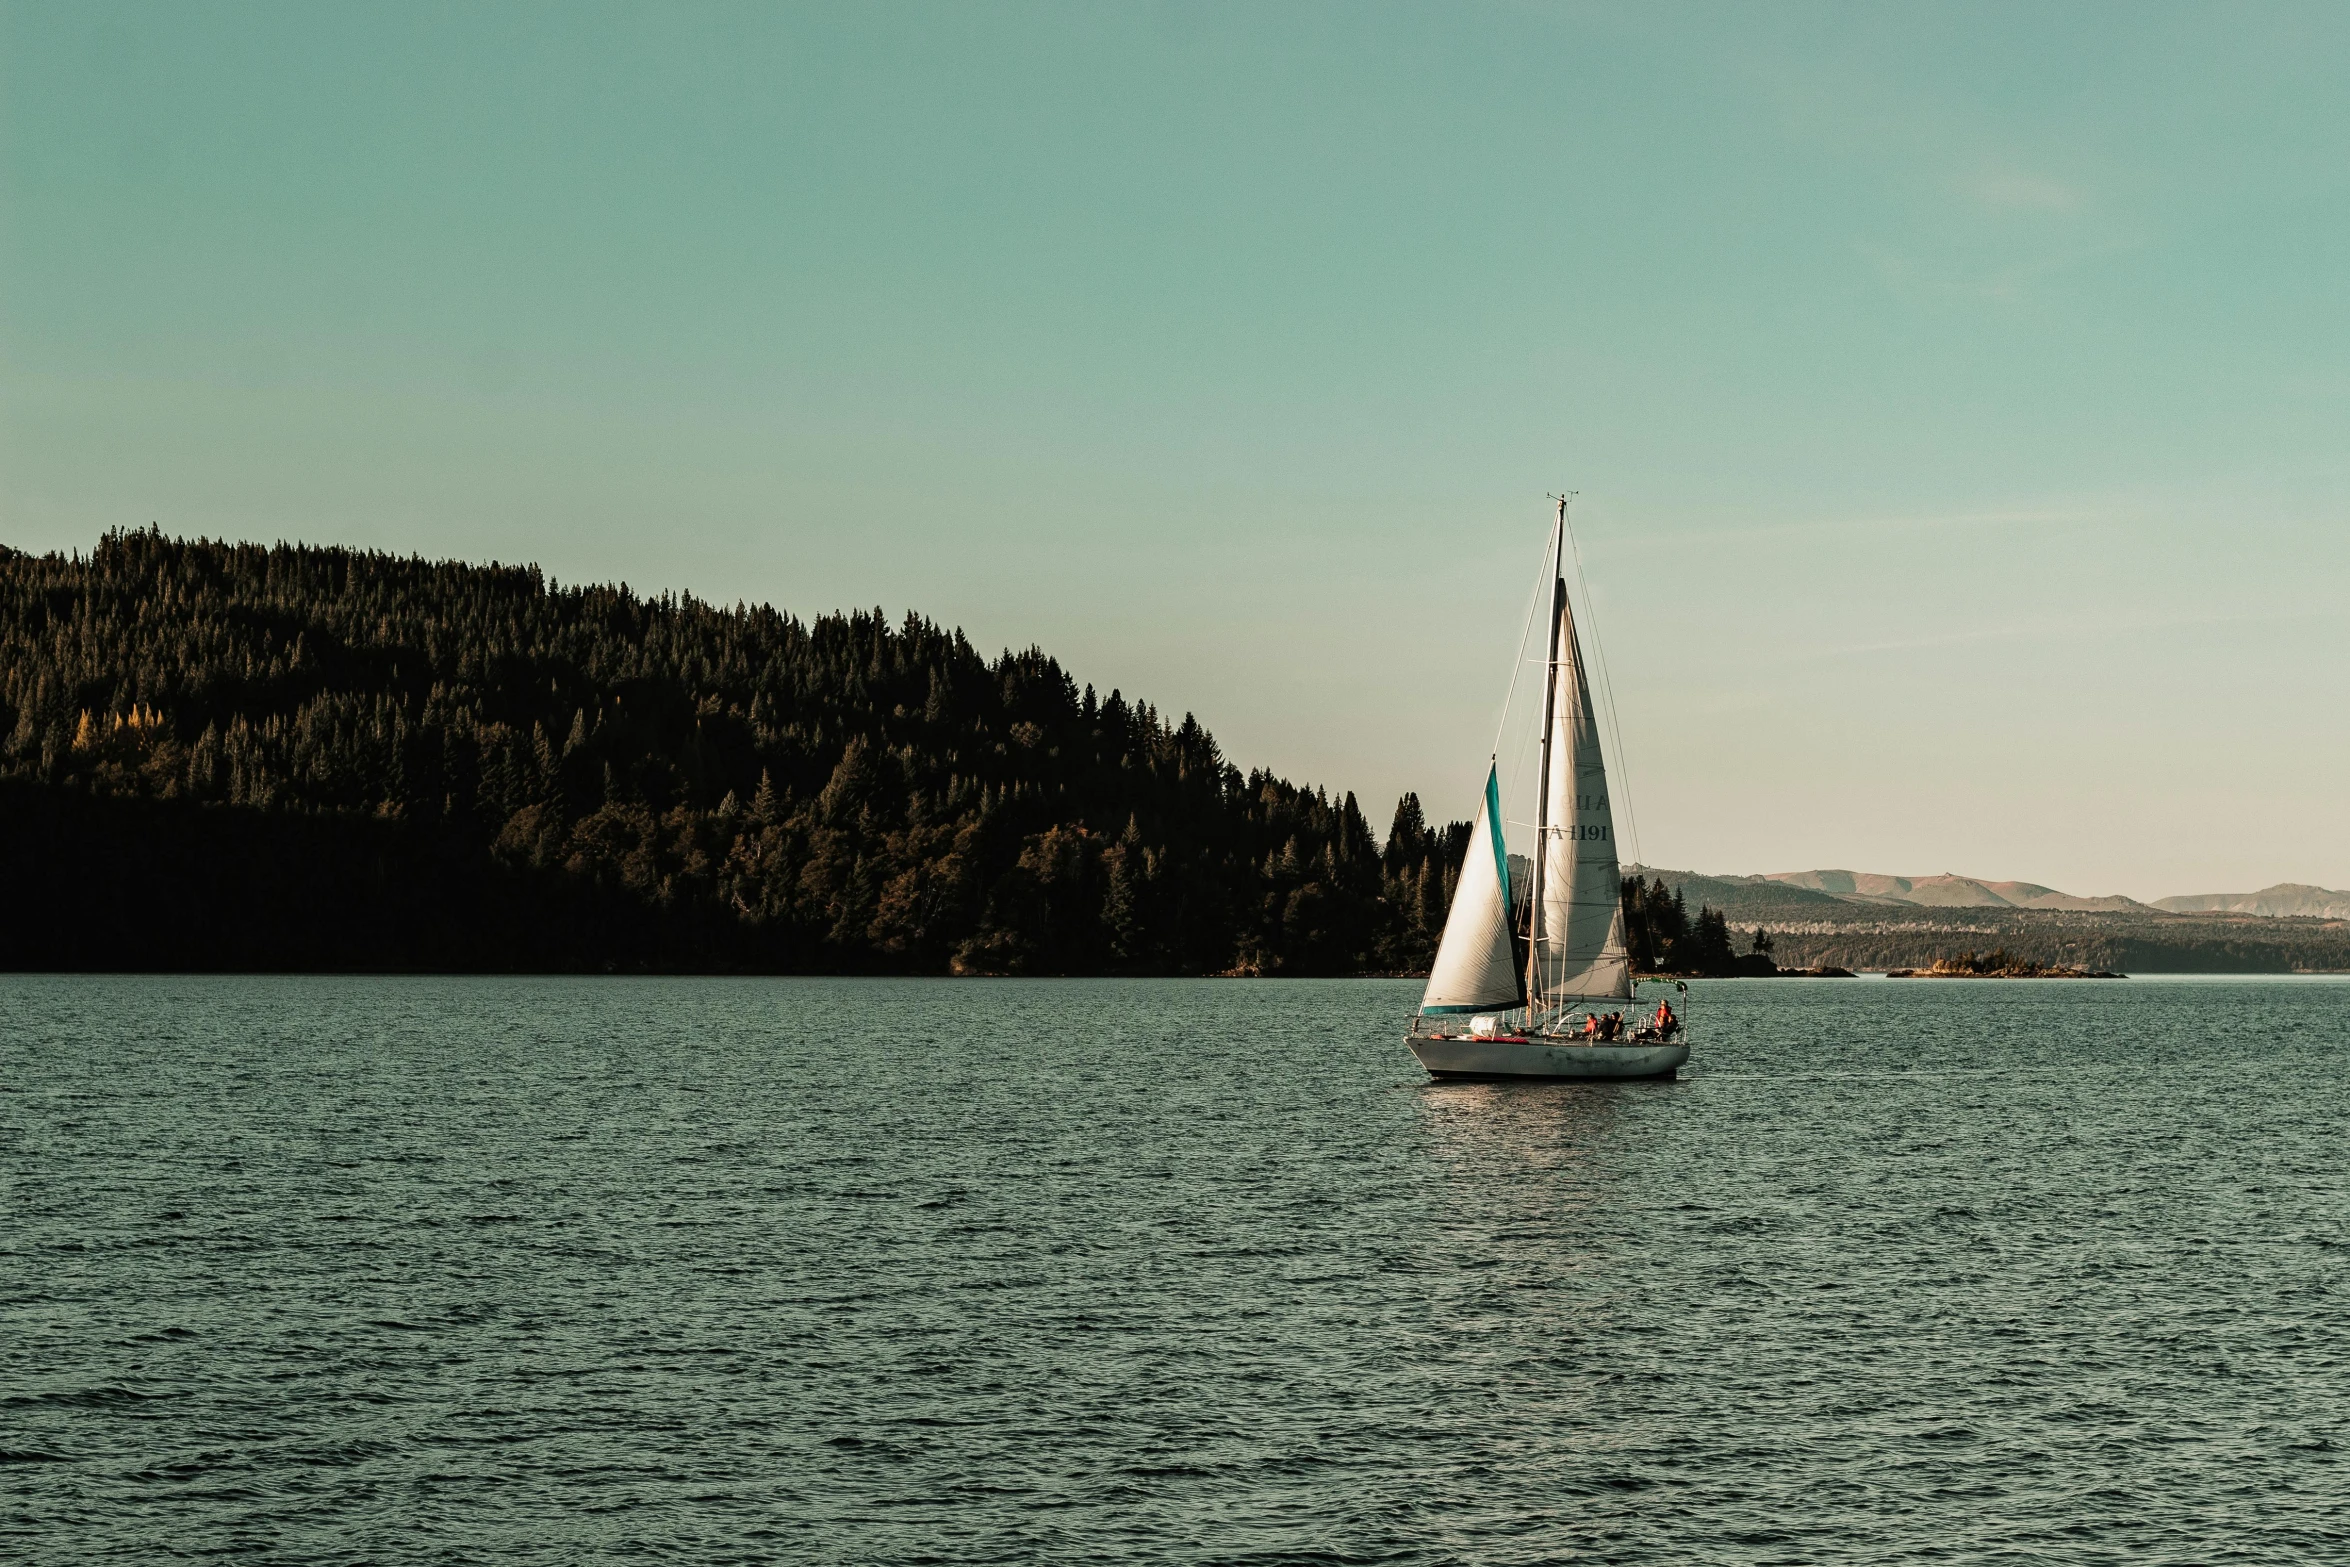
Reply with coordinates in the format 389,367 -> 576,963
1419,765 -> 1525,1014
1532,590 -> 1634,1003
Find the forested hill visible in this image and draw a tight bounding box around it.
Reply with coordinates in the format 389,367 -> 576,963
0,529 -> 1474,974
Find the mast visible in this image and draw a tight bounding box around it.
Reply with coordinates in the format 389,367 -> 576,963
1524,497 -> 1568,1015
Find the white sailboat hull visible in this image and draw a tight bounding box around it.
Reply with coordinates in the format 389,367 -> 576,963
1408,1035 -> 1688,1081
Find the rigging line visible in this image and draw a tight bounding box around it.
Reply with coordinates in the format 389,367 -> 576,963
1562,499 -> 1643,873
1490,518 -> 1553,762
1497,511 -> 1560,847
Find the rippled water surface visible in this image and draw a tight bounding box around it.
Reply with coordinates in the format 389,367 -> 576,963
4,975 -> 2347,1564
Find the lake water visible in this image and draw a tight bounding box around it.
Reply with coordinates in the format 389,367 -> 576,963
3,975 -> 2345,1564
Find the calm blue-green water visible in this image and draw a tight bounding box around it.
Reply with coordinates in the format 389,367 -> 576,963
3,975 -> 2345,1564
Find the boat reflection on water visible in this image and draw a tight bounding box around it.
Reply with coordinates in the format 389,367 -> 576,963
1411,1074 -> 1683,1232
1397,1077 -> 1689,1367
1412,1074 -> 1668,1174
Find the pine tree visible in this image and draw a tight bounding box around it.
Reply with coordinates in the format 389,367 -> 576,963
0,527 -> 1488,976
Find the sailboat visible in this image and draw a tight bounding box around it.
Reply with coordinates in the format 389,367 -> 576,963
1407,498 -> 1691,1081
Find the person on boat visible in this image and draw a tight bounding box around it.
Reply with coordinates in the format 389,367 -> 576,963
1653,999 -> 1678,1037
1581,1012 -> 1600,1038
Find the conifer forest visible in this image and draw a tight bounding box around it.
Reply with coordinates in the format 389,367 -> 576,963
0,531 -> 1734,975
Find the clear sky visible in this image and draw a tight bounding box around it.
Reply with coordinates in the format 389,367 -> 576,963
4,1 -> 2345,900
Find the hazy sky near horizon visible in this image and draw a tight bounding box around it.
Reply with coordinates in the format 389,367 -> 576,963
4,2 -> 2346,900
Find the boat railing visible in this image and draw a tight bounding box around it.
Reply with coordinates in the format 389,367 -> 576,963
1412,992 -> 1688,1044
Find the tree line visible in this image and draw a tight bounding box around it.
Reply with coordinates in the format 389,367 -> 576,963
1,530 -> 1492,973
0,530 -> 1747,976
1619,874 -> 1753,977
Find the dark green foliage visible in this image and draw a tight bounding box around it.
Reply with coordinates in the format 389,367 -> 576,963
1619,875 -> 1681,972
1618,874 -> 1741,976
1688,905 -> 1738,975
0,530 -> 1467,974
1915,948 -> 2051,976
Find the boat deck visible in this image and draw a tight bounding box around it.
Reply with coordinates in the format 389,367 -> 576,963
1407,1033 -> 1689,1081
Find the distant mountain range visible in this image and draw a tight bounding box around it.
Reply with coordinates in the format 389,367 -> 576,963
1754,870 -> 2150,912
2152,884 -> 2350,919
1631,867 -> 2350,921
1623,867 -> 2350,972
